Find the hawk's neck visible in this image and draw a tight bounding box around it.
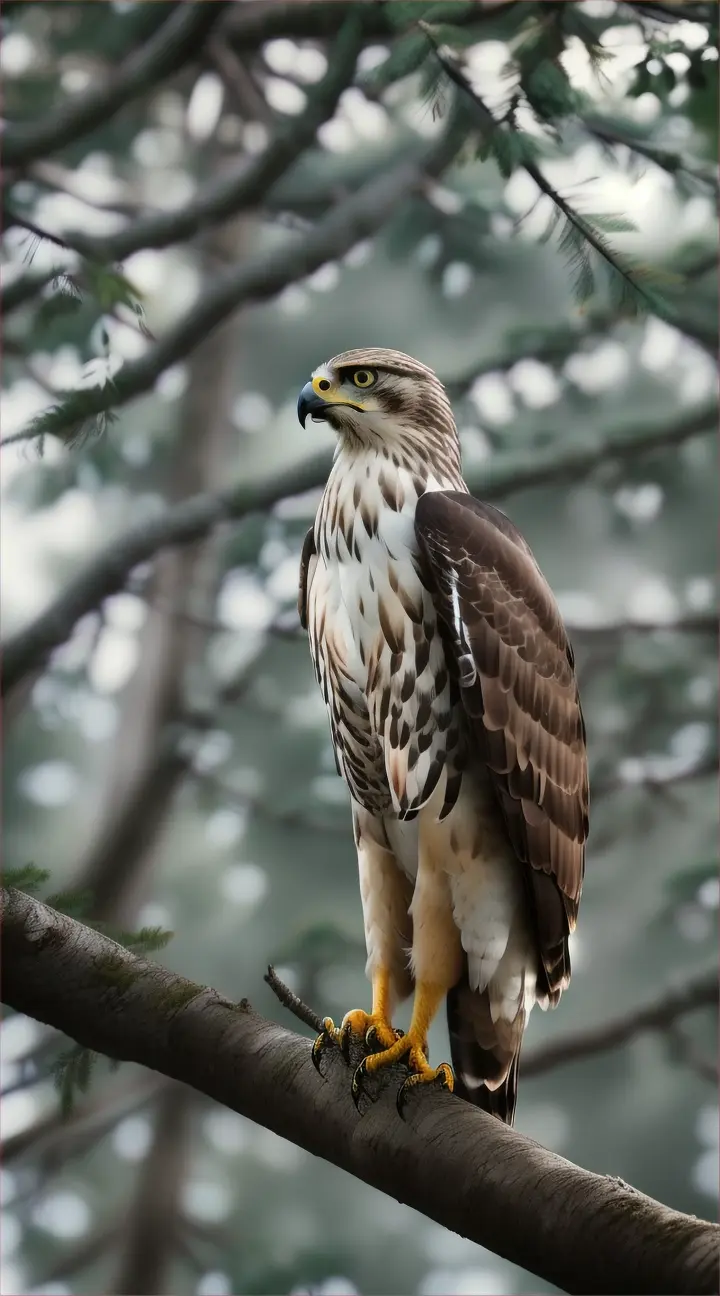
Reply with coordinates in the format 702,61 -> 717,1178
317,444 -> 466,561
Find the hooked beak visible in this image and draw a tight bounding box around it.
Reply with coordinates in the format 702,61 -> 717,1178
297,380 -> 364,428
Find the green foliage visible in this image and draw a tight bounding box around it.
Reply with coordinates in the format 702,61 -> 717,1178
4,864 -> 51,893
45,886 -> 94,918
118,925 -> 174,955
53,1042 -> 98,1117
11,392 -> 120,455
481,124 -> 541,178
522,59 -> 579,121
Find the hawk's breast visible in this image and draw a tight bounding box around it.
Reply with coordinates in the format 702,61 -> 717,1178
308,455 -> 464,819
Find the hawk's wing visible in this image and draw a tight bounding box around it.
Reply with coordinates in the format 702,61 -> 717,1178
415,491 -> 588,1086
297,526 -> 317,631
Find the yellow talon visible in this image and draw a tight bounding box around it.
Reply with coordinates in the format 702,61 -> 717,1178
350,1028 -> 455,1110
340,1008 -> 399,1054
397,1059 -> 454,1115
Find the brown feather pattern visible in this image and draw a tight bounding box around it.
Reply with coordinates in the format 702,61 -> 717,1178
298,347 -> 589,1124
415,490 -> 589,1003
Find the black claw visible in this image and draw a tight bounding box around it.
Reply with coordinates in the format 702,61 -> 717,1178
365,1024 -> 381,1052
340,1026 -> 353,1062
396,1077 -> 413,1118
311,1034 -> 327,1076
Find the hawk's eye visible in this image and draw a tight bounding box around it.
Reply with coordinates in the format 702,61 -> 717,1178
352,369 -> 376,389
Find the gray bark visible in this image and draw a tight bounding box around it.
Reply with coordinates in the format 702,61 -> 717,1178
3,886 -> 717,1296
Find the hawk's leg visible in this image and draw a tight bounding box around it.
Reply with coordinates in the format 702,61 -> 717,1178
351,980 -> 454,1107
353,836 -> 461,1108
311,967 -> 398,1073
339,966 -> 401,1053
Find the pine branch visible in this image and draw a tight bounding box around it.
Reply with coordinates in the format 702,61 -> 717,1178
2,886 -> 718,1296
3,2 -> 231,169
582,117 -> 719,195
63,17 -> 366,264
3,106 -> 467,451
2,397 -> 714,697
419,24 -> 674,317
2,268 -> 56,314
224,0 -> 513,53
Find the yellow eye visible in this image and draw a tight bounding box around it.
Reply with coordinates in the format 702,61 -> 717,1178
352,369 -> 376,389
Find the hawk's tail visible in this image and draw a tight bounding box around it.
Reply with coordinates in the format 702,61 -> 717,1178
446,976 -> 524,1126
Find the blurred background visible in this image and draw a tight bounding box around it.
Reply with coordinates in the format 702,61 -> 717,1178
1,2 -> 718,1294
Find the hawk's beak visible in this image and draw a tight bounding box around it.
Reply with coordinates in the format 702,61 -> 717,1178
297,380 -> 364,428
297,381 -> 329,428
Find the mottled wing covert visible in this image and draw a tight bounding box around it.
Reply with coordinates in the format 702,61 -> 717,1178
415,491 -> 589,1004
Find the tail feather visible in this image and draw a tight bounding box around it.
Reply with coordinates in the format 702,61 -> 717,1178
447,977 -> 524,1126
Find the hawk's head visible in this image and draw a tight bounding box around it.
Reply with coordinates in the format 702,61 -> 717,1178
297,348 -> 459,468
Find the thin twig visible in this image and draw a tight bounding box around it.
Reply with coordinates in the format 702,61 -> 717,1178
523,970 -> 717,1077
265,964 -> 324,1034
666,1023 -> 718,1086
3,2 -> 231,169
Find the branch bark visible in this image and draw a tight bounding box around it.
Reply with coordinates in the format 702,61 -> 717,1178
2,887 -> 717,1296
2,395 -> 714,698
2,2 -> 230,168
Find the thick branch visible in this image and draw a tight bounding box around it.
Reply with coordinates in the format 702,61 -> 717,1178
523,971 -> 717,1078
2,397 -> 714,696
224,0 -> 508,52
2,2 -> 230,169
64,18 -> 366,264
2,888 -> 717,1296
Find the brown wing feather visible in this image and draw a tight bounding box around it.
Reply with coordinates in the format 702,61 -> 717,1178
297,526 -> 317,631
415,491 -> 589,1004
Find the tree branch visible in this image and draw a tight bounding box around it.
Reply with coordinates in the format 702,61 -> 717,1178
592,752 -> 717,801
523,971 -> 717,1078
2,397 -> 714,697
566,612 -> 718,643
2,1 -> 230,169
4,104 -> 467,450
582,116 -> 719,195
115,1085 -> 192,1296
63,17 -> 366,264
2,887 -> 717,1296
224,0 -> 510,53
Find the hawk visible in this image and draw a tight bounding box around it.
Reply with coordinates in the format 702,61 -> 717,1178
296,348 -> 588,1123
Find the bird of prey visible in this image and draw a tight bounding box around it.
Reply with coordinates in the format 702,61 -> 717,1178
296,348 -> 588,1123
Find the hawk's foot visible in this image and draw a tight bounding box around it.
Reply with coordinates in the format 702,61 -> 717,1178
311,1016 -> 342,1075
396,1059 -> 454,1116
311,1010 -> 400,1075
340,1008 -> 401,1056
351,1030 -> 454,1109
